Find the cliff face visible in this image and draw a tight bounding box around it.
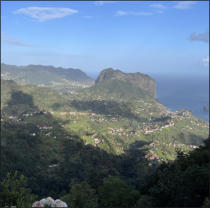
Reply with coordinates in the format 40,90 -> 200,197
95,68 -> 156,98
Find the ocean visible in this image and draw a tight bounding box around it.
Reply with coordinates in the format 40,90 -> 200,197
153,74 -> 209,123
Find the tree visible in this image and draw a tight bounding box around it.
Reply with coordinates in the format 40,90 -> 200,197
0,171 -> 37,208
141,137 -> 210,207
98,176 -> 140,208
203,197 -> 210,208
61,181 -> 98,208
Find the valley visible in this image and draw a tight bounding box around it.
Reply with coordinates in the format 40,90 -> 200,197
1,66 -> 209,207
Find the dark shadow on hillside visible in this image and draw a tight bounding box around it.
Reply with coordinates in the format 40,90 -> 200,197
119,141 -> 150,185
188,133 -> 207,146
1,90 -> 151,199
8,91 -> 34,106
128,140 -> 149,150
178,132 -> 207,146
124,141 -> 150,161
69,99 -> 147,122
2,91 -> 39,116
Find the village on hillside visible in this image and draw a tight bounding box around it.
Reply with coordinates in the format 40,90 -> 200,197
1,103 -> 207,167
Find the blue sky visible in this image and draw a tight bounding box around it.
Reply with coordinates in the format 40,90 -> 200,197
1,1 -> 209,78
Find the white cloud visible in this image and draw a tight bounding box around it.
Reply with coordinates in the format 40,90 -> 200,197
2,33 -> 33,47
190,29 -> 209,43
94,1 -> 105,6
115,10 -> 153,16
202,56 -> 209,67
173,1 -> 196,10
150,4 -> 166,14
14,7 -> 78,22
115,10 -> 128,16
94,1 -> 116,6
150,4 -> 166,9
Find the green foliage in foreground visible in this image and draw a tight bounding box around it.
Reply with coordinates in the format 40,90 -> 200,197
98,177 -> 140,208
55,138 -> 210,208
60,177 -> 140,208
1,125 -> 209,208
203,197 -> 210,208
61,182 -> 98,208
140,137 -> 210,207
0,172 -> 36,208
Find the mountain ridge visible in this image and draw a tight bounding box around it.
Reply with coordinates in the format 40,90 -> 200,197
1,63 -> 94,92
95,68 -> 156,98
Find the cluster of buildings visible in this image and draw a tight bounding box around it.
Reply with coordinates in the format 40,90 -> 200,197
90,133 -> 103,144
144,140 -> 199,165
89,113 -> 118,123
143,120 -> 175,134
108,127 -> 128,136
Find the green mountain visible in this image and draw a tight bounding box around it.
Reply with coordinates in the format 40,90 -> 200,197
95,68 -> 156,99
1,63 -> 94,92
